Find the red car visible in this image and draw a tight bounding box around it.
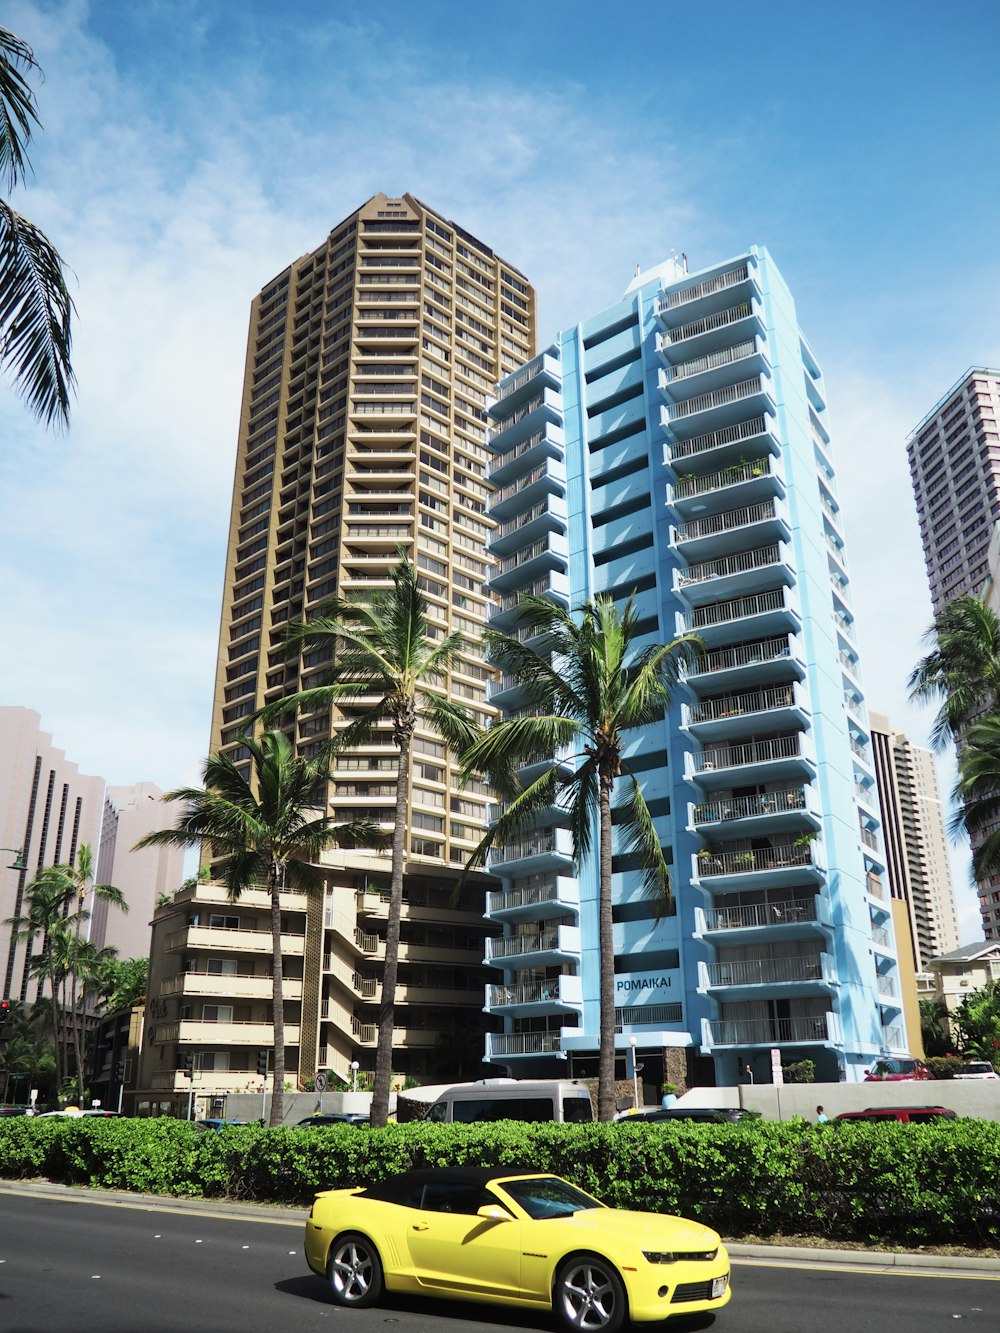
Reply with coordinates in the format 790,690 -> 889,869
864,1056 -> 933,1082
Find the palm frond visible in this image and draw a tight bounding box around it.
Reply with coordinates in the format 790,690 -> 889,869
615,775 -> 672,913
461,714 -> 582,789
0,27 -> 39,191
420,694 -> 481,758
0,201 -> 74,427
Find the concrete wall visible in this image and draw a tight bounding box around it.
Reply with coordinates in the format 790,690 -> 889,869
674,1080 -> 1000,1122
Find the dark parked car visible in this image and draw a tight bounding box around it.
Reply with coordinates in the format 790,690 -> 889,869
835,1106 -> 957,1124
195,1118 -> 248,1131
864,1056 -> 933,1082
296,1112 -> 369,1127
627,1106 -> 757,1124
0,1105 -> 34,1117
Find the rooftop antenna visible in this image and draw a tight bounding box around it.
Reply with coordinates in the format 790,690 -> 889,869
634,263 -> 641,277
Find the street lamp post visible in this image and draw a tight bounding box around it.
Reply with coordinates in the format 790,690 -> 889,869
1,848 -> 27,871
350,1060 -> 359,1093
629,1036 -> 641,1112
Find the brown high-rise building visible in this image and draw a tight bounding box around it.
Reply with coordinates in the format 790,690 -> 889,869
143,195 -> 535,1110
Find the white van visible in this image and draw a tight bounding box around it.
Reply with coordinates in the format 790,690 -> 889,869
425,1079 -> 594,1125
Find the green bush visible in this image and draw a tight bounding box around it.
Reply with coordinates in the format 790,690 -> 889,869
3,1117 -> 1000,1247
781,1060 -> 815,1084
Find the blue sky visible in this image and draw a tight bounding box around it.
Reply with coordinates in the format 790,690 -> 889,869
0,0 -> 997,938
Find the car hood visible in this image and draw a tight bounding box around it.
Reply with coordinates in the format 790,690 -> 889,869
556,1208 -> 722,1250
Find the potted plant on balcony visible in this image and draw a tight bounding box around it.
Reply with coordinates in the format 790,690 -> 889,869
733,851 -> 756,869
697,849 -> 722,874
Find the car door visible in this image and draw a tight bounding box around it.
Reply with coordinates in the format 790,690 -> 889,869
405,1182 -> 523,1299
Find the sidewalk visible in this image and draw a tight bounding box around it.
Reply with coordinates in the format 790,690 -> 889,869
3,1179 -> 999,1279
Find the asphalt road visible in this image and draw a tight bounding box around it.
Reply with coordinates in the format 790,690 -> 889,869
0,1188 -> 997,1333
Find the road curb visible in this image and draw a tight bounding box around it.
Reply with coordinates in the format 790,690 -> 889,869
3,1180 -> 999,1275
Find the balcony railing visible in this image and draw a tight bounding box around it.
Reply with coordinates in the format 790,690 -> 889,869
659,264 -> 750,312
488,832 -> 561,863
686,636 -> 792,676
698,733 -> 804,771
494,353 -> 549,402
487,930 -> 560,959
673,459 -> 772,501
498,538 -> 552,573
667,339 -> 757,382
487,978 -> 565,1006
489,429 -> 549,471
679,544 -> 781,588
487,395 -> 544,443
689,683 -> 795,724
877,975 -> 897,997
615,1002 -> 683,1030
488,1031 -> 561,1056
486,879 -> 561,913
704,898 -> 817,930
691,588 -> 786,630
497,500 -> 551,538
860,827 -> 879,851
839,652 -> 861,677
871,925 -> 891,947
670,415 -> 769,462
675,499 -> 777,542
494,464 -> 551,506
660,302 -> 754,346
667,377 -> 762,422
696,844 -> 814,877
708,1014 -> 830,1045
693,788 -> 806,824
866,872 -> 885,899
704,955 -> 824,986
499,577 -> 557,612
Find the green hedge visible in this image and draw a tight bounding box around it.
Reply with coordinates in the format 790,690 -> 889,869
2,1117 -> 999,1247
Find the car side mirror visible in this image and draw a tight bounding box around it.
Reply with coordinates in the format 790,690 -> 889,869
477,1205 -> 513,1223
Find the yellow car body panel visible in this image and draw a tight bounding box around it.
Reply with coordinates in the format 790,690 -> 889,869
304,1171 -> 731,1324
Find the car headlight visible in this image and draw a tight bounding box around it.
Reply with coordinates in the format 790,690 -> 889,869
643,1251 -> 678,1264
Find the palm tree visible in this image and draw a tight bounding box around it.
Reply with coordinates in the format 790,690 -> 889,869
460,593 -> 701,1122
918,996 -> 951,1058
908,595 -> 1000,747
263,557 -> 480,1129
135,728 -> 386,1127
950,715 -> 1000,881
5,869 -> 82,1094
0,25 -> 75,427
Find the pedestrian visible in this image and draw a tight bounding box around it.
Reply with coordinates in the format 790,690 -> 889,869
816,1105 -> 828,1123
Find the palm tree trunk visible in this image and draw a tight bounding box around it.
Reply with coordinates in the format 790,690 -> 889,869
269,858 -> 286,1126
598,768 -> 616,1122
371,713 -> 412,1128
46,952 -> 63,1096
70,909 -> 85,1102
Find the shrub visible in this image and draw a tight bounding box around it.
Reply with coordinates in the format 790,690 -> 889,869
781,1059 -> 815,1083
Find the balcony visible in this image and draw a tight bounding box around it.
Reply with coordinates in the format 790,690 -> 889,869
486,874 -> 579,922
662,339 -> 770,404
487,389 -> 562,453
163,926 -> 305,956
702,952 -> 835,992
877,974 -> 898,999
685,587 -> 799,646
657,263 -> 759,323
684,682 -> 804,741
666,415 -> 780,470
683,635 -> 803,693
670,457 -> 781,517
656,300 -> 763,362
487,532 -> 569,593
486,1031 -> 562,1058
691,786 -> 818,839
491,350 -> 560,415
173,1019 -> 300,1047
158,973 -> 297,1002
664,376 -> 775,438
665,339 -> 757,384
706,1012 -> 836,1048
674,499 -> 788,561
487,825 -> 575,876
487,427 -> 565,487
485,923 -> 581,968
692,732 -> 814,785
486,974 -> 583,1015
616,1002 -> 684,1032
490,459 -> 566,520
676,544 -> 790,607
490,570 -> 570,632
701,896 -> 826,934
694,842 -> 819,886
489,497 -> 567,558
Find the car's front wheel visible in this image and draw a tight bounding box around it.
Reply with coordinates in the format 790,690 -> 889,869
555,1253 -> 627,1333
327,1231 -> 383,1308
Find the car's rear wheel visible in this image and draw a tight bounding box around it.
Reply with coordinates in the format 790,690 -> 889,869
555,1253 -> 627,1333
326,1231 -> 383,1308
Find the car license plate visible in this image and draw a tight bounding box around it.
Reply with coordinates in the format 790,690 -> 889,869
711,1275 -> 729,1299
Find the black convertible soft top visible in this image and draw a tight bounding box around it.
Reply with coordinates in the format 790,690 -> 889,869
360,1166 -> 538,1204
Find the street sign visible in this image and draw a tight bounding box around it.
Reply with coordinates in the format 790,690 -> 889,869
314,1071 -> 328,1092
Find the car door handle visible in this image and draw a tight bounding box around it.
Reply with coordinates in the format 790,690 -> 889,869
412,1222 -> 429,1231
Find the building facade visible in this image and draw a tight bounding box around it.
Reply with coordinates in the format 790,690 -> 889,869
0,707 -> 104,1004
143,194 -> 535,1104
92,782 -> 185,961
907,368 -> 1000,942
483,248 -> 905,1086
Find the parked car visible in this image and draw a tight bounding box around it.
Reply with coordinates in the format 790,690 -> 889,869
425,1079 -> 594,1125
304,1166 -> 731,1330
953,1061 -> 999,1080
835,1106 -> 957,1124
0,1105 -> 34,1116
194,1118 -> 248,1131
626,1106 -> 757,1124
864,1056 -> 933,1081
296,1113 -> 369,1127
79,1109 -> 120,1117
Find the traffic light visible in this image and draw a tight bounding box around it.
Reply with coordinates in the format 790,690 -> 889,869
0,999 -> 10,1025
182,1053 -> 194,1077
257,1049 -> 270,1076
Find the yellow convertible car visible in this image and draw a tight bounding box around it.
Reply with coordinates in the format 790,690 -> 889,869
304,1166 -> 731,1331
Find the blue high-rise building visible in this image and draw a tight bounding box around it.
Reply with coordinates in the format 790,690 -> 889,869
483,248 -> 905,1088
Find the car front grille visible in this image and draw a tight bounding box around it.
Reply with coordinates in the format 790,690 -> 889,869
671,1280 -> 716,1304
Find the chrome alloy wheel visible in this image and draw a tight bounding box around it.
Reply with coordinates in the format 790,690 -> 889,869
556,1255 -> 626,1333
328,1233 -> 381,1306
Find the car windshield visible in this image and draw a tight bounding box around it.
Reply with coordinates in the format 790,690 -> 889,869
499,1176 -> 603,1220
